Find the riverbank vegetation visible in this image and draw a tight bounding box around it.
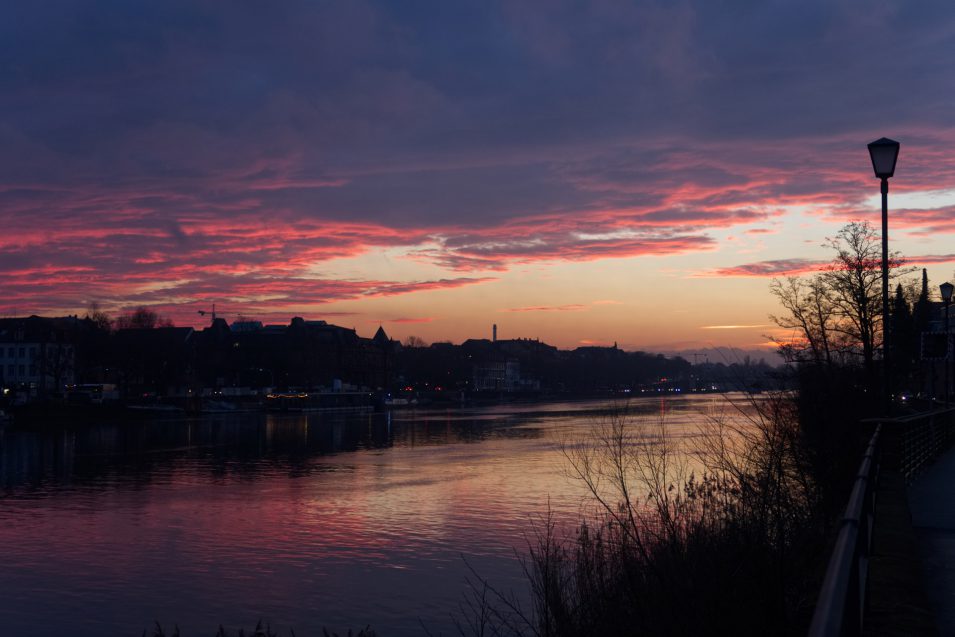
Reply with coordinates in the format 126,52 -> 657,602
458,392 -> 838,635
144,219 -> 927,635
458,220 -> 923,635
144,620 -> 376,636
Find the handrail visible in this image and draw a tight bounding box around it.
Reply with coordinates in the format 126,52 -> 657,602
807,424 -> 881,637
867,406 -> 955,482
809,405 -> 955,636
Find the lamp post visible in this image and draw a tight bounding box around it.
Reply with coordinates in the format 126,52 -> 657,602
868,137 -> 901,414
941,282 -> 954,403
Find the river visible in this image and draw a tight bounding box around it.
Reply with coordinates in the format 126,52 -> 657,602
0,394 -> 752,636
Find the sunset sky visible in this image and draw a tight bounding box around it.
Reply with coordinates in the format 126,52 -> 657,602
4,1 -> 955,355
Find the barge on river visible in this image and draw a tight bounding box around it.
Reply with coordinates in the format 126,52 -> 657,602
265,391 -> 374,413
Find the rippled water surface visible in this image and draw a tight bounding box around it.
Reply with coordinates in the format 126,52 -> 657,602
0,395 -> 748,636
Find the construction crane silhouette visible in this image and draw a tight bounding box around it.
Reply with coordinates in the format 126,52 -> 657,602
197,304 -> 246,326
197,303 -> 217,323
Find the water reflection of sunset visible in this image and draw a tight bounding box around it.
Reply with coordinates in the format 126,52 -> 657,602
0,395 -> 762,635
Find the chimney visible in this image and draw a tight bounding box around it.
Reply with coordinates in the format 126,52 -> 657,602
493,324 -> 497,342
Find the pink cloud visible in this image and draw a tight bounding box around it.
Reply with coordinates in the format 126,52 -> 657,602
700,324 -> 771,330
384,317 -> 437,324
704,252 -> 955,280
416,231 -> 718,272
503,304 -> 587,312
6,128 -> 955,318
0,271 -> 495,328
907,253 -> 955,266
698,259 -> 827,278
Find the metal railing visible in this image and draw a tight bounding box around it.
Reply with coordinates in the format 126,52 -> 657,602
808,405 -> 955,636
898,406 -> 955,483
807,424 -> 881,637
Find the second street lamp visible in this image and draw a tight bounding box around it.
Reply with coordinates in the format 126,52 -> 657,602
868,137 -> 901,414
942,281 -> 954,403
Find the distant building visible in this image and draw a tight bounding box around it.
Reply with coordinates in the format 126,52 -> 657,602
0,316 -> 80,398
473,359 -> 520,391
230,320 -> 263,332
472,358 -> 540,392
929,302 -> 955,332
112,326 -> 195,397
186,316 -> 398,393
573,341 -> 619,355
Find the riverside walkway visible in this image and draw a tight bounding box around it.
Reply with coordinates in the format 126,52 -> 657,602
909,447 -> 955,633
865,448 -> 941,635
810,408 -> 955,636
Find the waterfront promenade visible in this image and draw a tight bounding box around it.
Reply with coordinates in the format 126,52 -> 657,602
863,426 -> 955,636
910,447 -> 955,634
817,409 -> 955,636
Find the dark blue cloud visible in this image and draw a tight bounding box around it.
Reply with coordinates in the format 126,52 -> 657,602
4,0 -> 953,175
1,0 -> 955,318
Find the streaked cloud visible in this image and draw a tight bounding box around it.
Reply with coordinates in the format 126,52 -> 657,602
909,254 -> 955,265
697,259 -> 827,278
503,304 -> 588,313
2,0 -> 955,345
384,317 -> 438,324
704,253 -> 955,280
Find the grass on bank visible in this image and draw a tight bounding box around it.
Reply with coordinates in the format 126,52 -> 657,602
455,381 -> 866,636
144,620 -> 376,637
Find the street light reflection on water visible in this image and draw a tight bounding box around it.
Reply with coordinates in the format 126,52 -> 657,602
0,394 -> 758,636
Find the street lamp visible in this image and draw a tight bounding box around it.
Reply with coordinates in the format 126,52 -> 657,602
941,281 -> 954,403
868,137 -> 901,414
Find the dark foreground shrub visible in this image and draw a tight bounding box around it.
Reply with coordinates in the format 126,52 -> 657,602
460,393 -> 833,636
144,620 -> 376,637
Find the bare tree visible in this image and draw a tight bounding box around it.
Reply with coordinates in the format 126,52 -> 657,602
403,335 -> 428,348
769,221 -> 912,373
115,307 -> 174,329
36,342 -> 74,397
820,221 -> 911,373
769,276 -> 835,366
85,302 -> 113,331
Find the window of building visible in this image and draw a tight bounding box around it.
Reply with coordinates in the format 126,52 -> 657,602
28,365 -> 36,377
7,347 -> 13,357
6,365 -> 13,376
18,365 -> 25,375
29,347 -> 36,359
18,347 -> 25,357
